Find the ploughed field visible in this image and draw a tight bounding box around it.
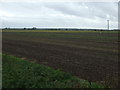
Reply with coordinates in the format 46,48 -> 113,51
2,30 -> 119,87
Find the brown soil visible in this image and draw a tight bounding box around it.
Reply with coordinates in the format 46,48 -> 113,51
2,31 -> 119,88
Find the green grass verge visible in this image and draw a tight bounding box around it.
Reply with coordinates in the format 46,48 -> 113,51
2,54 -> 104,88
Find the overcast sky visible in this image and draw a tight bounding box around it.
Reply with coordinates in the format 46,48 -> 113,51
0,1 -> 118,29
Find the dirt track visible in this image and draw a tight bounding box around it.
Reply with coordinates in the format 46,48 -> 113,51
2,31 -> 118,87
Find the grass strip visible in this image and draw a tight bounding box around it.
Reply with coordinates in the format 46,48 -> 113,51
2,54 -> 104,88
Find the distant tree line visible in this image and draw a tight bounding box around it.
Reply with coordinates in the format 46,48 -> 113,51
2,27 -> 120,31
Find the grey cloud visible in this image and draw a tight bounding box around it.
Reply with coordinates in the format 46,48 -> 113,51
44,2 -> 92,18
83,2 -> 118,20
1,2 -> 118,29
44,2 -> 117,21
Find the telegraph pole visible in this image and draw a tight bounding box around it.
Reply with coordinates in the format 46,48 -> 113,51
107,20 -> 109,30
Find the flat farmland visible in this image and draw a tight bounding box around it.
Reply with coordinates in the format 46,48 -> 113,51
2,30 -> 119,87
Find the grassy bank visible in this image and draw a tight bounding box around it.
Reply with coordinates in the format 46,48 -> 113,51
2,54 -> 104,88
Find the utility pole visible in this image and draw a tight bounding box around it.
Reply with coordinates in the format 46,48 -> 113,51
107,20 -> 109,30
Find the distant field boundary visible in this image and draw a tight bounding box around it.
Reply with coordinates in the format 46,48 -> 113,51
1,30 -> 119,33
